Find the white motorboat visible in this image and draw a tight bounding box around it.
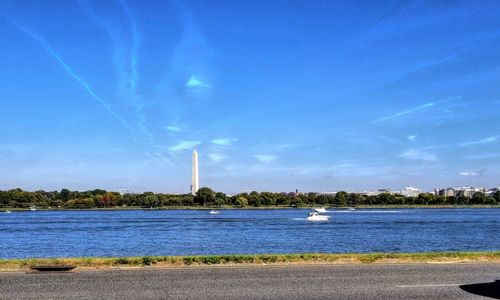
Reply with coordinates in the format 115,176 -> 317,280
313,207 -> 328,213
5,210 -> 12,214
209,210 -> 220,214
306,212 -> 330,221
348,207 -> 355,211
29,206 -> 37,211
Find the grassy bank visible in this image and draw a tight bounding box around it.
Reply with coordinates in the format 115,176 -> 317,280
1,252 -> 499,271
2,205 -> 500,212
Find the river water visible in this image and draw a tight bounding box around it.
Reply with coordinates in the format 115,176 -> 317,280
0,208 -> 499,258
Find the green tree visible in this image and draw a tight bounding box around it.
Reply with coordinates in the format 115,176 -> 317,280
248,193 -> 261,207
145,195 -> 159,207
60,189 -> 70,201
485,196 -> 497,205
275,194 -> 290,206
417,193 -> 434,205
434,196 -> 447,205
470,192 -> 486,204
393,195 -> 405,205
261,192 -> 276,206
378,193 -> 394,205
335,191 -> 348,206
215,192 -> 227,205
181,195 -> 194,206
315,194 -> 329,205
235,197 -> 248,207
348,193 -> 363,206
65,198 -> 94,209
0,191 -> 9,207
457,195 -> 469,205
493,191 -> 500,204
195,187 -> 215,206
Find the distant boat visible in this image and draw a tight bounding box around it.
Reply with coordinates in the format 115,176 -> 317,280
209,210 -> 220,214
5,210 -> 12,214
313,207 -> 328,213
348,208 -> 356,211
29,206 -> 37,211
306,212 -> 330,221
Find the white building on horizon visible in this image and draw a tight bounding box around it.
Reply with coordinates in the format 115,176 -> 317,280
191,149 -> 199,196
400,186 -> 421,197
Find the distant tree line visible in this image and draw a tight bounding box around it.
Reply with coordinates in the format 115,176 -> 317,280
0,187 -> 499,209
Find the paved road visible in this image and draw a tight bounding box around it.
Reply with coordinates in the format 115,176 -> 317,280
0,264 -> 499,299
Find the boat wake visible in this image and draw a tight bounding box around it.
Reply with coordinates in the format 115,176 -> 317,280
333,210 -> 401,213
291,217 -> 330,222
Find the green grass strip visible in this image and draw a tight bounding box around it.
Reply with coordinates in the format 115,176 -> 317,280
1,252 -> 499,271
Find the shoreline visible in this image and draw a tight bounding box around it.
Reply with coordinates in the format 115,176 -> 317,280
1,252 -> 499,272
2,205 -> 500,212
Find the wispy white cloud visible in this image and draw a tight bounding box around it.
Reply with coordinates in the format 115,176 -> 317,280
373,96 -> 461,123
212,138 -> 238,146
463,153 -> 500,160
216,162 -> 396,179
254,137 -> 271,149
9,19 -> 134,132
168,140 -> 201,152
144,152 -> 156,160
118,0 -> 140,95
155,152 -> 174,167
372,134 -> 402,145
79,1 -> 154,141
208,153 -> 227,163
117,0 -> 155,141
407,135 -> 416,142
186,75 -> 211,89
458,170 -> 485,177
459,135 -> 499,146
144,152 -> 174,167
374,102 -> 435,123
166,126 -> 181,133
399,149 -> 438,162
253,154 -> 277,163
293,163 -> 355,176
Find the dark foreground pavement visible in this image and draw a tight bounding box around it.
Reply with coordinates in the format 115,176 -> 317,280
0,264 -> 499,299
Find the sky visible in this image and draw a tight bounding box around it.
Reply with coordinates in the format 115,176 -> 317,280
0,0 -> 499,194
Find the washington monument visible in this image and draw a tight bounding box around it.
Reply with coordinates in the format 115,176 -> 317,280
191,149 -> 199,196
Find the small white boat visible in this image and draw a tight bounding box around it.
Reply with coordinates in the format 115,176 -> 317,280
348,208 -> 355,211
29,206 -> 37,211
313,207 -> 328,213
307,212 -> 330,221
5,210 -> 12,214
209,210 -> 220,214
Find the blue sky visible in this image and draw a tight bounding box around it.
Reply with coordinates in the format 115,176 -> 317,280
1,1 -> 499,193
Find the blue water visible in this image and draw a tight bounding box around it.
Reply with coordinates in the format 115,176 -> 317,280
0,208 -> 499,258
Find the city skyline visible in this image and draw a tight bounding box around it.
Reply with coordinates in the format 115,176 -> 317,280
1,1 -> 500,193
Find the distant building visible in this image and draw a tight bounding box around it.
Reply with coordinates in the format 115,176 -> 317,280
400,187 -> 421,197
377,189 -> 399,194
433,186 -> 493,197
455,187 -> 484,197
362,191 -> 380,196
436,188 -> 455,197
320,192 -> 338,195
445,188 -> 455,197
357,188 -> 400,196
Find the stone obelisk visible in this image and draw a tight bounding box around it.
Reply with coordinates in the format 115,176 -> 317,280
191,149 -> 199,196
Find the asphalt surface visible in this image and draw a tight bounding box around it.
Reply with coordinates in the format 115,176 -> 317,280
0,263 -> 499,299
